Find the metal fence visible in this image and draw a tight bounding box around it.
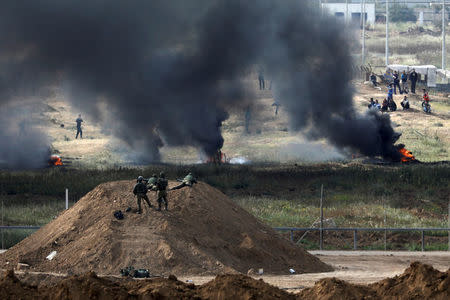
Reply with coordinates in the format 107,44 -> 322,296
274,227 -> 450,251
1,226 -> 450,251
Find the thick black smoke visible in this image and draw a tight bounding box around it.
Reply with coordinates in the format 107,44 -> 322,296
0,103 -> 50,169
0,0 -> 401,165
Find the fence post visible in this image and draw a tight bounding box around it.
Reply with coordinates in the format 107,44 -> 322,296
353,230 -> 357,250
421,230 -> 425,252
383,197 -> 387,251
65,188 -> 69,210
1,199 -> 3,250
290,230 -> 293,242
320,184 -> 324,251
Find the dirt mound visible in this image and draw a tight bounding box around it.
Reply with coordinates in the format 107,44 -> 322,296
298,262 -> 450,300
198,274 -> 296,300
371,261 -> 450,300
0,180 -> 331,275
0,270 -> 294,299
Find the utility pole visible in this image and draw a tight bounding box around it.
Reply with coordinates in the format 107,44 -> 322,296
320,184 -> 324,251
346,0 -> 349,24
386,0 -> 390,66
443,0 -> 446,70
362,0 -> 366,66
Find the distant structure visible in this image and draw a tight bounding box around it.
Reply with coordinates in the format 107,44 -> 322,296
322,3 -> 375,25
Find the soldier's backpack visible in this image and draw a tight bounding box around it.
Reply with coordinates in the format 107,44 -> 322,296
157,178 -> 168,190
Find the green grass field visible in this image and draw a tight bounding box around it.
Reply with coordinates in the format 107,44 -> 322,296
1,163 -> 449,248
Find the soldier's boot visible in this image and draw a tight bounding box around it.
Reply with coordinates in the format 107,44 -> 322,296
164,202 -> 168,211
156,200 -> 162,211
145,199 -> 152,208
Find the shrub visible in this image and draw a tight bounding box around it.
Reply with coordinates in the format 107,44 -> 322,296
390,4 -> 417,23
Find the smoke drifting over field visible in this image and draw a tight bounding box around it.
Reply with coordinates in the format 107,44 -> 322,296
0,0 -> 401,166
0,104 -> 50,169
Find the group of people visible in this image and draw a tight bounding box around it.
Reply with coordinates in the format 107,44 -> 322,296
369,66 -> 433,114
369,88 -> 431,114
372,69 -> 419,95
132,172 -> 197,214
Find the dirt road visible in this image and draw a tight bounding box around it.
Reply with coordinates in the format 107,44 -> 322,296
178,250 -> 450,292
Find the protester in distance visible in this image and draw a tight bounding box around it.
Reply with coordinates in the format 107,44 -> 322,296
422,90 -> 431,113
401,96 -> 410,110
387,84 -> 394,101
368,98 -> 375,109
388,98 -> 397,112
370,73 -> 378,87
374,99 -> 381,110
381,98 -> 388,112
258,70 -> 265,90
401,71 -> 408,94
409,69 -> 418,94
76,114 -> 83,139
393,71 -> 402,94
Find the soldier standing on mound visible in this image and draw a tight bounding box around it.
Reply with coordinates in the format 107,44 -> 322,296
133,176 -> 152,214
154,172 -> 169,211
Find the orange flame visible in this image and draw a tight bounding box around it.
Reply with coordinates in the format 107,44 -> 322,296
206,150 -> 227,164
49,155 -> 63,166
398,147 -> 415,163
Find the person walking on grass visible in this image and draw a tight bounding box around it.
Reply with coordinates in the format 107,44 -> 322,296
75,114 -> 83,139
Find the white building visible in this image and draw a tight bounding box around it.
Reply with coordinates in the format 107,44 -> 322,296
322,3 -> 376,24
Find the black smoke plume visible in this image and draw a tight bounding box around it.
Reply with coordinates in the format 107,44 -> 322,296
0,0 -> 401,166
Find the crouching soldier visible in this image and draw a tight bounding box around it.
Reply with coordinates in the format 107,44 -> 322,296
133,176 -> 152,214
171,172 -> 197,190
147,174 -> 158,190
155,172 -> 169,211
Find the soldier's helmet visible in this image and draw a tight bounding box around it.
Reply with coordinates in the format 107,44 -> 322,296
137,176 -> 144,182
159,172 -> 165,178
188,172 -> 192,176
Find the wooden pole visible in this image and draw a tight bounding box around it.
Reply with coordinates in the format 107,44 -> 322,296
65,188 -> 69,210
384,197 -> 387,251
1,199 -> 3,250
320,184 -> 324,250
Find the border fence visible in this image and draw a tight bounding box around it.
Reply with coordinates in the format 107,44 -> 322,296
275,227 -> 450,251
1,225 -> 450,251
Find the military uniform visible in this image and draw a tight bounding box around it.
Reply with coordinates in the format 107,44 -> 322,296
133,181 -> 151,214
171,173 -> 197,190
155,174 -> 169,211
147,174 -> 158,190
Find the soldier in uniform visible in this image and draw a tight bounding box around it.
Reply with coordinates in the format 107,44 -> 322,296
155,172 -> 169,211
147,174 -> 158,190
133,176 -> 152,214
171,172 -> 197,190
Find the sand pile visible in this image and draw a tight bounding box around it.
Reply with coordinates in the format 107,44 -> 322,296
0,180 -> 331,275
298,262 -> 450,300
